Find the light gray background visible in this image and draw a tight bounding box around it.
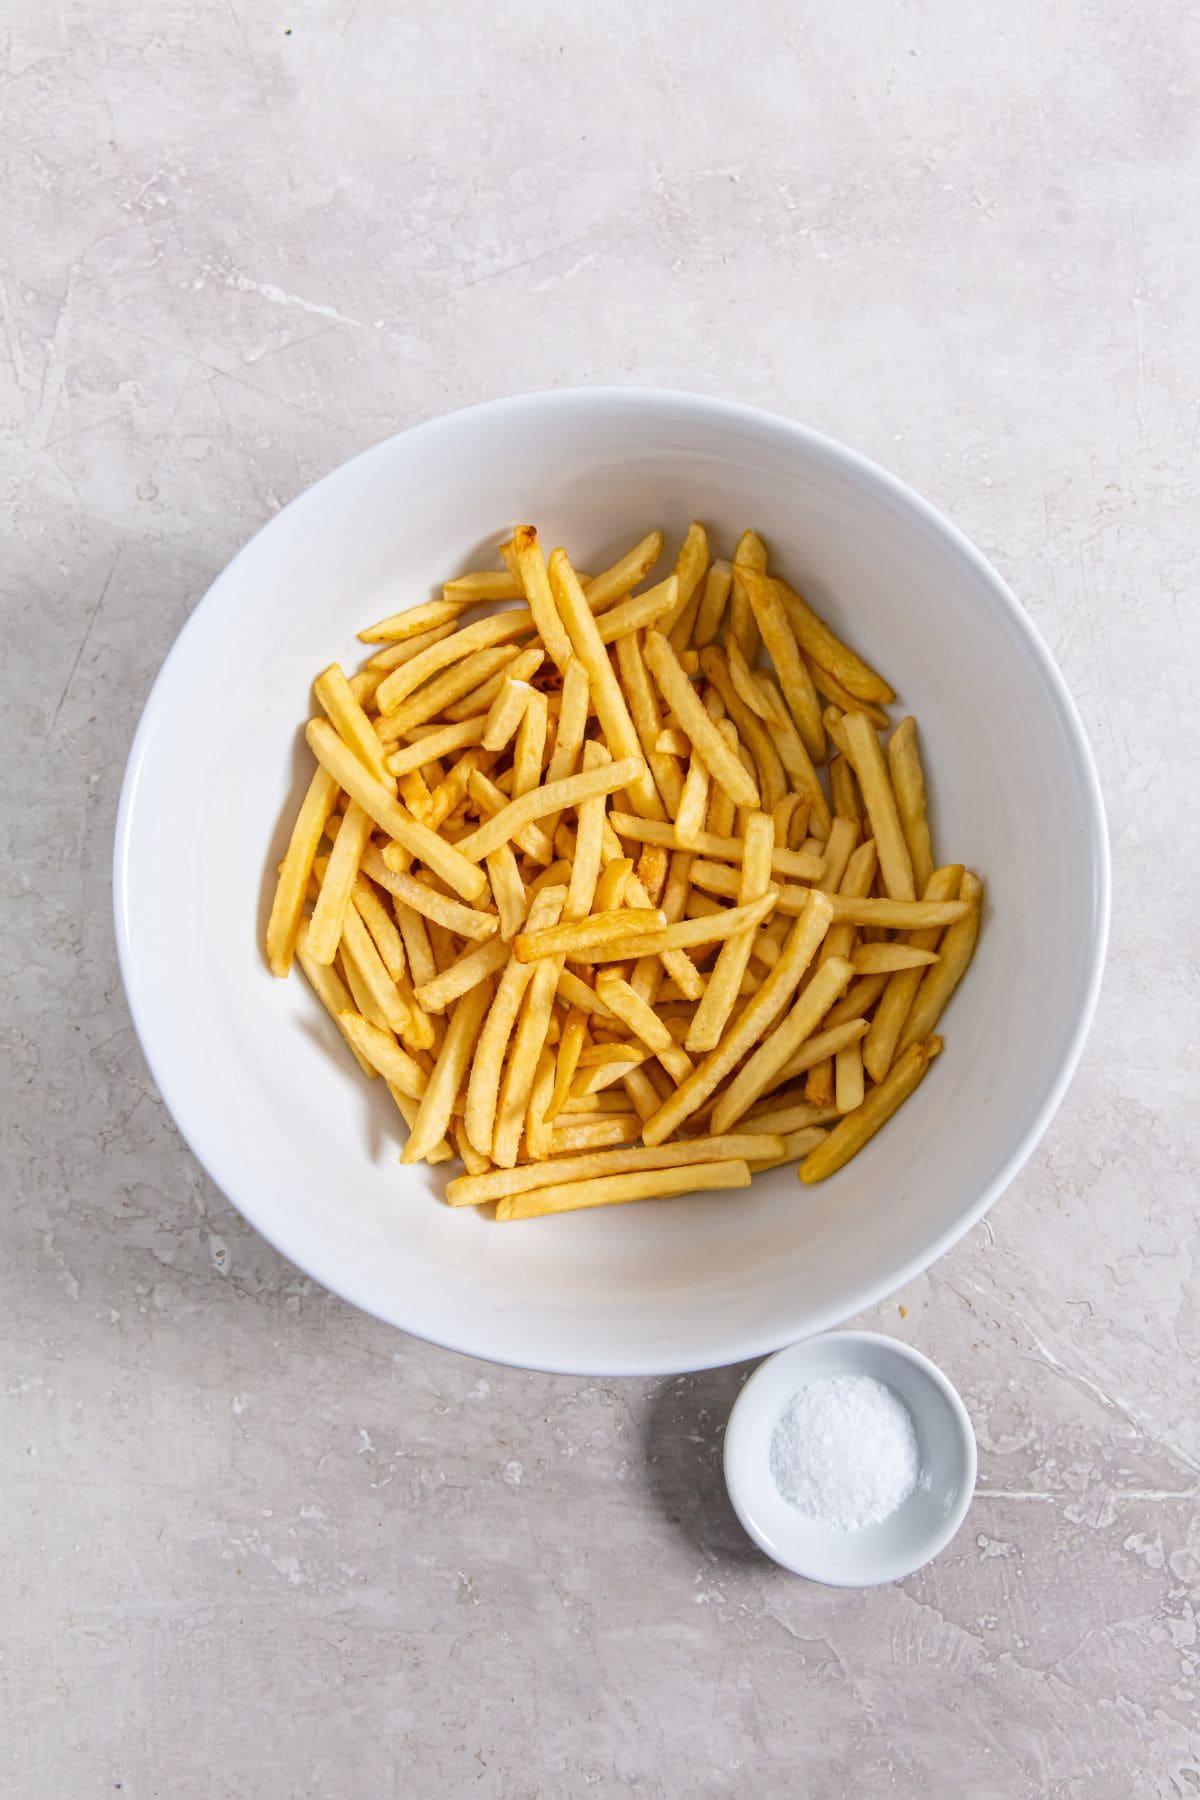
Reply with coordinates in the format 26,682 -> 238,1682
3,2 -> 1197,1795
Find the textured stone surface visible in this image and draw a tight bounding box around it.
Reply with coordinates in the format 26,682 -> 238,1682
2,2 -> 1197,1794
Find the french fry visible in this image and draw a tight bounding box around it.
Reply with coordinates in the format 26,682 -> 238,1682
565,741 -> 612,921
338,1009 -> 428,1100
804,657 -> 891,730
375,647 -> 523,740
548,1007 -> 587,1122
482,676 -> 536,753
375,609 -> 534,714
841,710 -> 915,901
592,856 -> 632,913
549,1115 -> 643,1153
351,873 -> 406,981
456,755 -> 642,864
729,529 -> 765,662
835,1037 -> 865,1114
555,968 -> 618,1022
314,663 -> 395,788
306,720 -> 488,903
747,1127 -> 830,1172
800,1038 -> 941,1182
492,946 -> 567,1168
496,1158 -> 751,1220
402,976 -> 495,1164
693,558 -> 732,647
851,943 -> 938,974
642,630 -> 759,809
510,527 -> 574,672
887,717 -> 935,895
384,716 -> 487,778
448,1135 -> 784,1206
660,523 -> 709,634
686,812 -> 775,1053
741,1091 -> 841,1135
613,629 -> 684,815
862,865 -> 963,1081
525,1045 -> 557,1160
896,872 -> 982,1055
775,577 -> 895,706
595,971 -> 695,1084
739,568 -> 826,762
372,855 -> 499,940
547,550 -> 664,818
594,574 -> 679,643
828,753 -> 861,823
306,800 -> 373,965
464,886 -> 565,1157
485,845 -> 528,939
443,569 -> 525,604
726,636 -> 781,724
467,766 -> 554,863
266,765 -> 339,976
366,621 -> 458,672
607,811 -> 823,882
443,645 -> 544,722
642,892 -> 833,1144
511,687 -> 548,796
822,893 -> 969,929
579,890 -> 777,962
711,954 -> 854,1134
514,907 -> 666,964
412,936 -> 510,1013
583,530 -> 664,610
294,930 -> 377,1076
358,597 -> 472,644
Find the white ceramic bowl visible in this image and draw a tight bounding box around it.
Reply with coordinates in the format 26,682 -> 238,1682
723,1331 -> 977,1584
114,388 -> 1109,1376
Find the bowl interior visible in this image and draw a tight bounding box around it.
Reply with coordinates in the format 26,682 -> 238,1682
115,389 -> 1107,1374
723,1332 -> 977,1583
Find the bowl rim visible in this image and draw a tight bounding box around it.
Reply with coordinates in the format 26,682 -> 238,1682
722,1329 -> 978,1584
112,384 -> 1111,1375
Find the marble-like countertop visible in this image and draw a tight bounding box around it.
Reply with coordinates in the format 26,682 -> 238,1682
3,3 -> 1196,1794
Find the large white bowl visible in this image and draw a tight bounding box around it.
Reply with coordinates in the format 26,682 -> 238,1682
114,389 -> 1108,1376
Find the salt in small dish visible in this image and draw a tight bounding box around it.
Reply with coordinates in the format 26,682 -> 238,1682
723,1330 -> 976,1585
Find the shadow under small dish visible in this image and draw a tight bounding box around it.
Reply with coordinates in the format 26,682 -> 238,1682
723,1331 -> 977,1584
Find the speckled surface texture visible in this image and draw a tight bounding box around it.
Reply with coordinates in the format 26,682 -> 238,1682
3,3 -> 1197,1794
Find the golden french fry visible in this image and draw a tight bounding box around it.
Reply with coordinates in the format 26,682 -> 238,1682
747,1127 -> 830,1171
565,741 -> 611,921
686,812 -> 775,1053
642,630 -> 760,809
314,663 -> 394,788
583,530 -> 665,610
524,1046 -> 557,1160
338,1009 -> 428,1099
456,754 -> 642,864
482,676 -> 536,753
729,529 -> 765,662
358,597 -> 472,644
366,621 -> 459,673
805,656 -> 891,730
448,1135 -> 784,1206
443,645 -> 545,722
674,751 -> 710,848
641,891 -> 833,1144
693,558 -> 732,647
800,1038 -> 940,1182
828,753 -> 862,823
485,845 -> 527,940
464,885 -> 565,1157
548,1007 -> 587,1122
510,526 -> 574,672
822,893 -> 969,929
340,903 -> 413,1035
375,609 -> 534,714
594,574 -> 679,643
402,976 -> 495,1163
741,1091 -> 841,1134
834,1038 -> 865,1114
549,1115 -> 644,1153
375,647 -> 523,741
851,943 -> 938,974
723,636 -> 777,724
659,523 -> 709,633
841,710 -> 915,901
581,890 -> 778,962
612,628 -> 684,814
467,766 -> 554,863
546,551 -> 664,819
496,1158 -> 751,1220
294,931 -> 377,1076
710,954 -> 854,1135
266,765 -> 339,976
653,726 -> 692,758
306,720 -> 487,903
412,936 -> 509,1013
739,568 -> 826,762
896,872 -> 982,1055
595,971 -> 694,1083
863,865 -> 963,1081
696,647 -> 786,812
510,687 -> 548,796
592,855 -> 632,913
306,800 -> 373,965
555,968 -> 618,1022
887,717 -> 935,895
384,716 -> 487,778
351,873 -> 406,981
374,854 -> 499,940
775,577 -> 895,706
607,811 -> 823,882
492,946 -> 566,1168
514,906 -> 666,965
443,569 -> 524,604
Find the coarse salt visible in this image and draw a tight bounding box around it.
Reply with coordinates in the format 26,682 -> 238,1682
769,1373 -> 920,1530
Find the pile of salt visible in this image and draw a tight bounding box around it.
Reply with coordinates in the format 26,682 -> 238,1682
769,1373 -> 920,1530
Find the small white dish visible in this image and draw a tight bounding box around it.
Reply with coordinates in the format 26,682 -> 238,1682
724,1331 -> 976,1584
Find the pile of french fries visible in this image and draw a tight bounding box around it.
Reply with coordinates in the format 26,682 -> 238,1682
266,523 -> 982,1221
